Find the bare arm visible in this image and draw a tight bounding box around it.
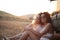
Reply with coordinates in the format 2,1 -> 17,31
40,23 -> 52,36
23,24 -> 32,31
30,29 -> 41,37
26,23 -> 52,37
24,24 -> 41,37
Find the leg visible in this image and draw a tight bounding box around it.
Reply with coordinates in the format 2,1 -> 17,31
20,31 -> 40,40
20,31 -> 29,40
26,31 -> 40,40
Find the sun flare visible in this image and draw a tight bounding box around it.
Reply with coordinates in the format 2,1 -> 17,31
0,0 -> 57,16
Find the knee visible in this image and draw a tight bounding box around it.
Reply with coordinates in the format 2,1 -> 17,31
23,31 -> 29,34
24,31 -> 31,34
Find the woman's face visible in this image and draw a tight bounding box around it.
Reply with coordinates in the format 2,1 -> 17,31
41,14 -> 47,23
32,15 -> 40,24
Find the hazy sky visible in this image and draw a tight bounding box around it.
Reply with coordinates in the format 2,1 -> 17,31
0,0 -> 57,16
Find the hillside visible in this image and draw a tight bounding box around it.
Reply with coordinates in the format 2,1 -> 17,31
0,11 -> 15,17
0,11 -> 31,37
20,14 -> 35,20
0,21 -> 30,37
0,11 -> 30,22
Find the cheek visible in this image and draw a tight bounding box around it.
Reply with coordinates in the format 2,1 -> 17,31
41,18 -> 44,21
41,18 -> 46,22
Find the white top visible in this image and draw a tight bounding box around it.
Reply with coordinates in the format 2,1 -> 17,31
33,25 -> 42,32
33,25 -> 53,38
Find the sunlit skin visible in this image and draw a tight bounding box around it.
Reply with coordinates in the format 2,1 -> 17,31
20,12 -> 53,40
20,14 -> 42,40
32,15 -> 41,25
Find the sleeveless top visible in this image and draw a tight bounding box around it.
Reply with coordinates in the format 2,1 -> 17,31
33,25 -> 53,38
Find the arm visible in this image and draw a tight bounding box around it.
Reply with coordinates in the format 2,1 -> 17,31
27,23 -> 52,37
24,24 -> 41,37
23,24 -> 32,31
30,29 -> 41,37
28,23 -> 52,37
40,23 -> 52,36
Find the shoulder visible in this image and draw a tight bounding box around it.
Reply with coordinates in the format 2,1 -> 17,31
46,23 -> 52,28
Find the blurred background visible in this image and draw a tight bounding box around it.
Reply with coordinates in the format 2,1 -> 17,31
0,0 -> 60,37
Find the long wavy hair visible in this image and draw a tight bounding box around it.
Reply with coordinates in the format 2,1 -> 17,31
31,13 -> 42,25
40,12 -> 52,24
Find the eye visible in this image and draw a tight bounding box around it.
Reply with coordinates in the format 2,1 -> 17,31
41,16 -> 45,18
41,15 -> 46,18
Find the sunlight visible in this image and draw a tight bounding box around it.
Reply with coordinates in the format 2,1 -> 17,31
0,0 -> 57,16
48,1 -> 57,14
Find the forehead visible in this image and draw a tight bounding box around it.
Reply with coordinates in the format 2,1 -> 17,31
41,14 -> 45,17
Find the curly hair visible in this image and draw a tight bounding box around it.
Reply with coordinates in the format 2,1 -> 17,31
32,12 -> 42,25
40,12 -> 52,23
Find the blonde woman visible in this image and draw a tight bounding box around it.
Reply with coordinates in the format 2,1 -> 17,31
20,12 -> 53,40
20,13 -> 42,40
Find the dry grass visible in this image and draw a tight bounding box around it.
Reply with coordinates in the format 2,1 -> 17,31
0,20 -> 31,37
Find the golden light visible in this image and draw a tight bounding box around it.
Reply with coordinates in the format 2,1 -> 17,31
0,0 -> 57,16
48,1 -> 57,14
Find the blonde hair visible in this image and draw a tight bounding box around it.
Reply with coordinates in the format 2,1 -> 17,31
31,13 -> 42,25
31,14 -> 38,25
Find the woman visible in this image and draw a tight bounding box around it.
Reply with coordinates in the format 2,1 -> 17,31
20,13 -> 42,40
40,12 -> 53,40
20,12 -> 53,40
